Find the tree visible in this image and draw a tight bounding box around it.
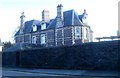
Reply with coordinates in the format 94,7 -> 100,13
2,41 -> 14,51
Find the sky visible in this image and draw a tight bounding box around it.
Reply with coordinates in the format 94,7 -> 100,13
0,0 -> 119,43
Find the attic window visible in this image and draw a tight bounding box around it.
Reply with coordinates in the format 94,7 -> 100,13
41,22 -> 46,30
32,24 -> 37,31
82,14 -> 87,24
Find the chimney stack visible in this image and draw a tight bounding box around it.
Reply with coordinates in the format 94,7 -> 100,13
42,10 -> 50,22
20,12 -> 25,34
56,4 -> 63,28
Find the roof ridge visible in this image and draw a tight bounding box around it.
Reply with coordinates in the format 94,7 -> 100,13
63,9 -> 75,13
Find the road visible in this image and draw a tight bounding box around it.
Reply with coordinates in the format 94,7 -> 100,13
2,68 -> 65,77
1,67 -> 118,78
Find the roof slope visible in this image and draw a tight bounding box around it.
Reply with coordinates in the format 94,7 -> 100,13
63,10 -> 73,26
47,10 -> 85,29
47,17 -> 57,29
24,20 -> 41,34
15,9 -> 89,35
64,10 -> 84,26
15,20 -> 41,35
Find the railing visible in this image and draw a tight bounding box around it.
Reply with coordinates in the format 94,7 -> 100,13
95,36 -> 120,42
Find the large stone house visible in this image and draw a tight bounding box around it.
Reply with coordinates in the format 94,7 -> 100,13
15,4 -> 93,47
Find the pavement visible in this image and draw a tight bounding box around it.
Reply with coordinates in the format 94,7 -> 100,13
1,67 -> 119,77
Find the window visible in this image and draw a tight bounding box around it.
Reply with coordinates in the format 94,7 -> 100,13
41,34 -> 46,44
84,28 -> 88,39
41,23 -> 46,30
86,29 -> 88,39
75,27 -> 81,39
32,36 -> 36,44
82,13 -> 87,24
33,24 -> 37,31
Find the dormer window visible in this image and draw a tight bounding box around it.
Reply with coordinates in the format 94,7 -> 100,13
41,22 -> 46,30
82,10 -> 88,24
32,24 -> 37,31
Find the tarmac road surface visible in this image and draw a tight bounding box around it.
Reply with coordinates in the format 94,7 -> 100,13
1,67 -> 118,78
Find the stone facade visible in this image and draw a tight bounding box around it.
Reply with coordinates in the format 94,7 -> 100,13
15,4 -> 93,47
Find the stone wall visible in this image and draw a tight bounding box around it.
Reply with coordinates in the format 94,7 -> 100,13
47,30 -> 55,47
64,27 -> 73,45
2,40 -> 119,70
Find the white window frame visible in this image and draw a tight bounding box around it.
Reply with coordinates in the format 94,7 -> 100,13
32,36 -> 36,44
41,22 -> 46,30
82,13 -> 87,24
33,24 -> 37,31
41,34 -> 46,44
75,27 -> 81,39
84,28 -> 88,39
86,28 -> 88,39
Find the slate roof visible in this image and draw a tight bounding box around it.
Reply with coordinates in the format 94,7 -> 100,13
15,29 -> 20,36
15,20 -> 40,35
47,10 -> 86,29
64,10 -> 84,26
15,20 -> 50,35
15,9 -> 89,35
78,14 -> 84,22
47,17 -> 57,29
24,20 -> 41,34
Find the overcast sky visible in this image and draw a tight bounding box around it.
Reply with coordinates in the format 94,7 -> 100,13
0,0 -> 119,42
